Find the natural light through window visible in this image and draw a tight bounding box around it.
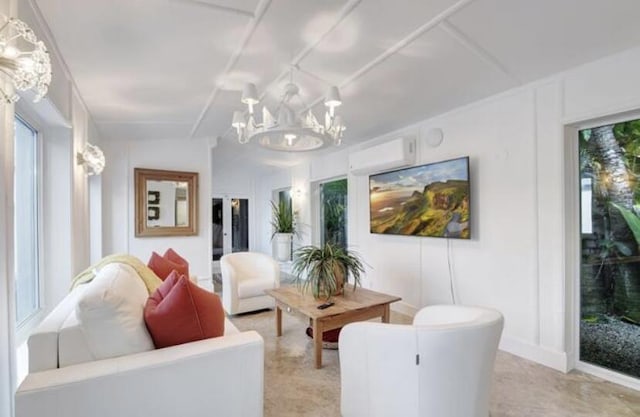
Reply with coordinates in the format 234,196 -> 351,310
14,116 -> 40,326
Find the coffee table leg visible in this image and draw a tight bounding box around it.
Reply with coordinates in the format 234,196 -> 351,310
276,305 -> 282,337
312,318 -> 322,369
382,303 -> 391,323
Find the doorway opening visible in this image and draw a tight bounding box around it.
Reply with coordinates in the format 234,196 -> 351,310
577,118 -> 640,382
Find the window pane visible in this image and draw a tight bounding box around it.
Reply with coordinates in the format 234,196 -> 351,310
231,198 -> 249,253
14,117 -> 39,325
320,179 -> 347,248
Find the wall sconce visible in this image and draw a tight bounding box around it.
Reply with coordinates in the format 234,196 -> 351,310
0,14 -> 52,103
77,143 -> 105,176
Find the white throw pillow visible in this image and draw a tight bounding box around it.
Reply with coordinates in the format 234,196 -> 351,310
76,263 -> 154,360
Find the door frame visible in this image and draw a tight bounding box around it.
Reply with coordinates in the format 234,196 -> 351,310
566,110 -> 640,391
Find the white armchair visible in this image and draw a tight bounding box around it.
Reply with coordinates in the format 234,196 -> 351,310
220,252 -> 280,315
339,304 -> 504,417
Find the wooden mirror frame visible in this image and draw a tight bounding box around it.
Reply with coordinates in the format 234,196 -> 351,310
134,168 -> 199,237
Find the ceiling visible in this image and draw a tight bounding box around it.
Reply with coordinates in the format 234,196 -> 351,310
32,0 -> 640,173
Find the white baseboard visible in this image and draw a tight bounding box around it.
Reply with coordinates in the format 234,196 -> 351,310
391,301 -> 418,318
499,336 -> 569,372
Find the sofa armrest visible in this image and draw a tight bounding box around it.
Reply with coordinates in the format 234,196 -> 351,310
339,322 -> 419,417
16,331 -> 264,417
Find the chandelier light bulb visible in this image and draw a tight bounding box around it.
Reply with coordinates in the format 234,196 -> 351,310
285,133 -> 296,147
3,45 -> 17,58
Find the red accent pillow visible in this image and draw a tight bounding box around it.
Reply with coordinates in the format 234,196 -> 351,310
144,271 -> 225,348
147,251 -> 188,280
164,248 -> 189,273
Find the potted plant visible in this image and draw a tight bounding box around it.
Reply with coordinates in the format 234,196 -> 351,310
271,200 -> 295,262
292,242 -> 365,300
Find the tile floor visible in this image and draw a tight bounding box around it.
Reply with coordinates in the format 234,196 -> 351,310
230,308 -> 640,417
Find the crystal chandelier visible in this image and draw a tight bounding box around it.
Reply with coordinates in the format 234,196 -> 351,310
0,14 -> 52,103
231,67 -> 346,152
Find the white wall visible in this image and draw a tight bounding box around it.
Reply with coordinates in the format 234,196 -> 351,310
211,160 -> 257,254
41,127 -> 73,313
251,45 -> 640,373
102,138 -> 212,279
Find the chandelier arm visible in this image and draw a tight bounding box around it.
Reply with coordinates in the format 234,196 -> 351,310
295,66 -> 333,87
0,65 -> 15,77
0,88 -> 13,103
6,34 -> 23,43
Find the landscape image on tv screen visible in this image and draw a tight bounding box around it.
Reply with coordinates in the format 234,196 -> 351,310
369,156 -> 470,238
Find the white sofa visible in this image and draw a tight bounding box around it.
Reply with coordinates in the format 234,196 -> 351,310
221,252 -> 280,315
339,305 -> 504,417
15,263 -> 264,417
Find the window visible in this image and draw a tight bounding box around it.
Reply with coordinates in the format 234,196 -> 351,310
320,178 -> 347,248
14,116 -> 40,325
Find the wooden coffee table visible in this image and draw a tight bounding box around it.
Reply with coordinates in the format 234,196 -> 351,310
265,285 -> 401,368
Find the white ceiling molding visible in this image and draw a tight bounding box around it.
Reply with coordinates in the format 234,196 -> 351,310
189,0 -> 271,137
171,0 -> 255,18
439,20 -> 519,84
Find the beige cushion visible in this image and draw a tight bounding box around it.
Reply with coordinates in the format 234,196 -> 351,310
76,263 -> 154,360
237,276 -> 275,298
58,309 -> 94,368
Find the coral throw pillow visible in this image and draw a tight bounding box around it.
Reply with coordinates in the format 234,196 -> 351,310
147,251 -> 188,280
164,248 -> 189,270
144,271 -> 225,348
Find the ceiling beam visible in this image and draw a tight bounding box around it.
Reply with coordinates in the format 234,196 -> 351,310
171,0 -> 254,18
259,0 -> 363,99
439,20 -> 520,84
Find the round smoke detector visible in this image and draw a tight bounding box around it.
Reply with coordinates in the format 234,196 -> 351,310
423,127 -> 444,147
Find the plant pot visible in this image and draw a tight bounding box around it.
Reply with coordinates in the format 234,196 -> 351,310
312,265 -> 345,300
274,233 -> 293,262
332,265 -> 345,296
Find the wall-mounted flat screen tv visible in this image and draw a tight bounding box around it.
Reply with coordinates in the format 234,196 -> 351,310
369,156 -> 470,239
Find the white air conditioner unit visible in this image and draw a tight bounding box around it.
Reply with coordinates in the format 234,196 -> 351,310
349,136 -> 416,175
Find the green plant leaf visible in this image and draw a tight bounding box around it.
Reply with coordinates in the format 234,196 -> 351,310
291,242 -> 367,299
270,200 -> 295,239
611,202 -> 640,246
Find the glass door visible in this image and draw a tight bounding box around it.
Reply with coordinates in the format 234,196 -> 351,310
231,198 -> 249,252
320,178 -> 348,248
212,196 -> 250,264
579,119 -> 640,380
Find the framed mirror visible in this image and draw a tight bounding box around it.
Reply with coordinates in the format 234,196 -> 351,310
134,168 -> 198,237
